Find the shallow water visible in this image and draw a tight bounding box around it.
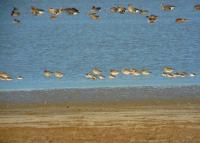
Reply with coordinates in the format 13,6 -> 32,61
0,0 -> 200,90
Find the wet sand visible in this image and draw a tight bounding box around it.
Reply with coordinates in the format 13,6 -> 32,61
0,86 -> 200,143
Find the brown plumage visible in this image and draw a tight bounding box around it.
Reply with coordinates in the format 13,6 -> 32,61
176,18 -> 188,23
64,8 -> 80,15
31,6 -> 44,16
193,4 -> 200,10
117,6 -> 126,14
161,4 -> 175,11
110,7 -> 118,13
48,8 -> 62,16
0,71 -> 13,81
127,4 -> 138,13
146,15 -> 158,24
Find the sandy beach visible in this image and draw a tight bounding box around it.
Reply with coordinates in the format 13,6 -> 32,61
0,86 -> 200,143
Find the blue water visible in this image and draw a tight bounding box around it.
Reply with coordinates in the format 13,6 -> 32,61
0,0 -> 200,90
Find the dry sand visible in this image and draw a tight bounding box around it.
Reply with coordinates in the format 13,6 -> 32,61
0,87 -> 200,143
0,99 -> 200,143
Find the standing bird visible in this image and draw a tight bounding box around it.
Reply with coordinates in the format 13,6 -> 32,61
122,68 -> 131,75
16,76 -> 23,80
193,4 -> 200,10
146,15 -> 158,24
31,6 -> 44,16
110,7 -> 118,13
88,6 -> 101,20
117,6 -> 127,14
161,4 -> 175,11
43,70 -> 53,78
64,8 -> 80,15
54,71 -> 64,79
85,72 -> 97,80
127,4 -> 140,13
48,8 -> 62,16
0,71 -> 13,81
110,69 -> 119,76
189,73 -> 196,77
129,69 -> 141,76
90,6 -> 101,14
140,69 -> 151,76
11,7 -> 20,17
48,8 -> 62,20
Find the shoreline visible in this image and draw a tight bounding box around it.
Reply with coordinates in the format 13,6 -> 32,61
0,85 -> 200,104
1,83 -> 200,92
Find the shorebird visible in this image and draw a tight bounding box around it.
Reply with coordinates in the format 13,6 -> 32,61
129,69 -> 141,76
193,4 -> 200,10
85,72 -> 97,80
168,73 -> 177,78
163,67 -> 174,73
11,7 -> 20,17
189,73 -> 196,77
176,18 -> 188,23
140,69 -> 151,76
180,72 -> 188,77
122,68 -> 130,75
110,69 -> 119,76
0,71 -> 11,78
64,8 -> 80,15
0,76 -> 13,81
146,15 -> 158,23
0,71 -> 13,81
90,6 -> 101,14
43,70 -> 53,78
161,4 -> 175,11
54,71 -> 64,79
110,7 -> 118,13
16,76 -> 23,80
48,8 -> 62,15
117,6 -> 126,14
31,6 -> 44,16
162,72 -> 176,78
127,4 -> 140,13
174,72 -> 188,78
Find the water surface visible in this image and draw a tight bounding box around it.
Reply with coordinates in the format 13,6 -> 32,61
0,0 -> 200,90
